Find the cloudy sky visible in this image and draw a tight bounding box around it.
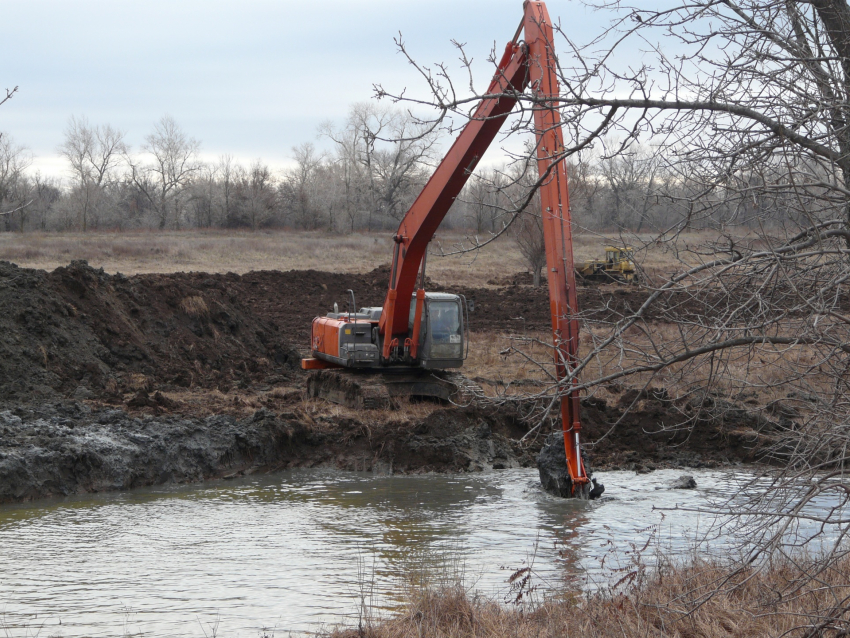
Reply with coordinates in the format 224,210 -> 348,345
1,0 -> 601,180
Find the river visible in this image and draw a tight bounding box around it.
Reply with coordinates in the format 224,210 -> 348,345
0,467 -> 768,637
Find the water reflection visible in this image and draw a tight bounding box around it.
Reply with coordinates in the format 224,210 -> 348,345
0,468 -> 774,637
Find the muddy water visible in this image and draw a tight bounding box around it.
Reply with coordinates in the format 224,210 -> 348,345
0,468 -> 769,636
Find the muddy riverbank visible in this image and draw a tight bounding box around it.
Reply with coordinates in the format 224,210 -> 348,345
0,401 -> 536,503
0,260 -> 783,503
0,390 -> 773,503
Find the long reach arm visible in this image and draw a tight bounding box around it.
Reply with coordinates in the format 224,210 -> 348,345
378,1 -> 589,492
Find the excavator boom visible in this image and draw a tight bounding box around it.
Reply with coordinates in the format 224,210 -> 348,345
379,1 -> 587,492
524,1 -> 588,489
377,42 -> 529,353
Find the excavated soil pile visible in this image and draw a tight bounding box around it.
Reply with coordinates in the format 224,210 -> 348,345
0,261 -> 659,407
191,264 -> 659,344
0,260 -> 301,407
579,388 -> 781,471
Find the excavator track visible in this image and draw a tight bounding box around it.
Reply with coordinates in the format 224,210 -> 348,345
306,369 -> 481,409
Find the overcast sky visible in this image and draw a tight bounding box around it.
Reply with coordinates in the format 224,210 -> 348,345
1,0 -> 602,180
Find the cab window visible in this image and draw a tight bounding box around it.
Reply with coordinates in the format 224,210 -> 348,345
429,301 -> 461,344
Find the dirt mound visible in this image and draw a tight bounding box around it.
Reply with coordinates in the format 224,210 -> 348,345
219,264 -> 661,344
0,258 -> 741,408
236,264 -> 657,340
0,260 -> 300,406
578,389 -> 776,470
0,259 -> 669,411
455,281 -> 655,332
487,272 -> 536,286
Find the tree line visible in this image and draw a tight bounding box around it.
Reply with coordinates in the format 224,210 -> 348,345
0,102 -> 807,236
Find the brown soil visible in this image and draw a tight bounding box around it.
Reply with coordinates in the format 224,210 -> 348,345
0,260 -> 778,502
0,261 -> 657,405
0,260 -> 301,405
578,388 -> 775,470
175,264 -> 657,345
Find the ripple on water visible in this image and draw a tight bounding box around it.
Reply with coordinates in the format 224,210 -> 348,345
0,467 -> 789,637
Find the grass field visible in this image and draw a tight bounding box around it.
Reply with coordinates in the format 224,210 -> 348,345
0,229 -> 714,286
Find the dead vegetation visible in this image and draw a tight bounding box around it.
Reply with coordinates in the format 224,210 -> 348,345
179,295 -> 209,318
335,553 -> 850,638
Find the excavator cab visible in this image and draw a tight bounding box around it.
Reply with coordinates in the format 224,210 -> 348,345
411,293 -> 466,369
304,292 -> 467,409
606,246 -> 634,264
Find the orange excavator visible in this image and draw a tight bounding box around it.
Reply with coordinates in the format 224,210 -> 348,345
301,1 -> 590,498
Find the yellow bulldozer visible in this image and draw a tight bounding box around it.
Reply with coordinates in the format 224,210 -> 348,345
576,246 -> 639,284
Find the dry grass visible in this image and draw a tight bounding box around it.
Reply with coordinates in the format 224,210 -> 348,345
179,295 -> 210,318
463,330 -> 555,397
0,229 -> 714,287
336,553 -> 850,638
0,230 -> 516,286
464,323 -> 834,424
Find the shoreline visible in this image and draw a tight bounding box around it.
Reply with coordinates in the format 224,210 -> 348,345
0,397 -> 763,505
327,553 -> 850,638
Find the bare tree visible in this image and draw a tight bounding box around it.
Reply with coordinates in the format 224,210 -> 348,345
373,2 -> 850,620
595,142 -> 661,232
323,103 -> 438,230
512,207 -> 546,287
241,160 -> 277,230
0,133 -> 32,232
462,170 -> 508,233
282,142 -> 324,230
217,154 -> 236,227
565,156 -> 601,230
0,86 -> 17,110
187,163 -> 219,229
59,116 -> 126,231
29,174 -> 61,231
125,115 -> 201,229
504,158 -> 548,287
321,115 -> 369,231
